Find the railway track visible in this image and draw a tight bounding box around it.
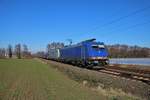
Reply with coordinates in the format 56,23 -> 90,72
98,67 -> 150,85
41,58 -> 150,85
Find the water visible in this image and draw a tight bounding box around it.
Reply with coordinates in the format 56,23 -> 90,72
110,58 -> 150,66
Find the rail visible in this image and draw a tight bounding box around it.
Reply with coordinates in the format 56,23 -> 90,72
98,67 -> 150,84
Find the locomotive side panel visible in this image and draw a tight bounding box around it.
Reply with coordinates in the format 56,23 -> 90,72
60,45 -> 82,60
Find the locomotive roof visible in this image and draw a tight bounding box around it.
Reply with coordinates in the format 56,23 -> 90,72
81,38 -> 96,42
62,40 -> 104,49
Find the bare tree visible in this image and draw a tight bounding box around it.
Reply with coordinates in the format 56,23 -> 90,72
15,44 -> 21,59
0,48 -> 6,58
23,44 -> 28,53
107,44 -> 150,58
35,51 -> 45,58
66,39 -> 73,45
22,44 -> 28,57
8,44 -> 13,58
47,42 -> 64,50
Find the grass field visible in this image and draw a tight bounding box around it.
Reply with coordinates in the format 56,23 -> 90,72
0,59 -> 107,100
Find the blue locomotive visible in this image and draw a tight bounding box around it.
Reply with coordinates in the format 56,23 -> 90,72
48,39 -> 109,68
60,39 -> 109,67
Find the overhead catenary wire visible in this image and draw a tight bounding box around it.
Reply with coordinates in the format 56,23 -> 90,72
105,20 -> 150,33
89,5 -> 150,34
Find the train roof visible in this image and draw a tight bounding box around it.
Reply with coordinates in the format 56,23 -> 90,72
62,39 -> 105,50
81,38 -> 96,43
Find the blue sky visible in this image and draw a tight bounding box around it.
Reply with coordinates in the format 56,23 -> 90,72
0,0 -> 150,52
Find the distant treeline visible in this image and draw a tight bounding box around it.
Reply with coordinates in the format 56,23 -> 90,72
107,44 -> 150,58
1,43 -> 150,59
0,44 -> 32,59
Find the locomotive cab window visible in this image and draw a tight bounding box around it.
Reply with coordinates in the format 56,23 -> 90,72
92,45 -> 105,49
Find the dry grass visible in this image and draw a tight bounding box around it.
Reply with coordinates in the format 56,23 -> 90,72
41,59 -> 150,100
0,59 -> 109,100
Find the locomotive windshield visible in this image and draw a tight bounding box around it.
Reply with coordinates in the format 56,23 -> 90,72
92,45 -> 105,49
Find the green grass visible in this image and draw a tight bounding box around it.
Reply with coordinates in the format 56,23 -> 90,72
0,59 -> 106,100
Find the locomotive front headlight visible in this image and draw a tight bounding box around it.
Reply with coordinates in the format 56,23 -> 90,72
94,61 -> 98,64
106,60 -> 109,64
98,45 -> 105,48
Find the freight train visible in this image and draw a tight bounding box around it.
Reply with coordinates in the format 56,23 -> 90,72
47,39 -> 109,68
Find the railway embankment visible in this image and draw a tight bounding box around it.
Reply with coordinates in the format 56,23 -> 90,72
40,58 -> 150,100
